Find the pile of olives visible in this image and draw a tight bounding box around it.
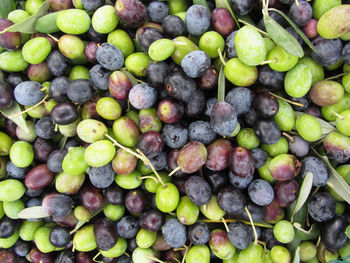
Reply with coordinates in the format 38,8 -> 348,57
0,0 -> 350,262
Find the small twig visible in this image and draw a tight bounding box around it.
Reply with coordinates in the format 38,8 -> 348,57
145,256 -> 166,263
282,132 -> 296,143
334,112 -> 344,120
93,252 -> 102,263
169,166 -> 182,176
48,34 -> 59,42
245,206 -> 258,245
136,148 -> 165,187
181,244 -> 191,263
8,95 -> 49,118
324,72 -> 347,81
260,59 -> 277,65
295,0 -> 299,6
217,48 -> 226,66
221,217 -> 230,232
105,133 -> 143,159
139,176 -> 159,183
258,240 -> 267,252
269,92 -> 304,107
54,123 -> 59,132
238,19 -> 270,37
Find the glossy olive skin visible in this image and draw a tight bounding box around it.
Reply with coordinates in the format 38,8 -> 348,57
321,215 -> 349,250
25,164 -> 55,190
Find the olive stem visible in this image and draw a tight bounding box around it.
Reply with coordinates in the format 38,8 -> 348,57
221,217 -> 230,232
168,166 -> 182,177
259,59 -> 277,65
181,243 -> 191,263
145,256 -> 166,263
200,219 -> 273,228
268,92 -> 304,107
174,247 -> 186,251
136,148 -> 166,187
70,206 -> 104,234
245,206 -> 258,245
139,176 -> 159,183
173,257 -> 181,263
334,112 -> 344,120
238,19 -> 270,37
217,48 -> 226,66
7,94 -> 49,118
282,132 -> 296,143
93,252 -> 102,263
54,123 -> 59,132
47,34 -> 59,42
104,133 -> 143,159
295,0 -> 299,6
257,240 -> 267,253
324,72 -> 347,80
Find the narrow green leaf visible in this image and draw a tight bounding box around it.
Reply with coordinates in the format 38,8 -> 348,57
312,148 -> 350,205
0,0 -> 15,19
17,206 -> 50,219
291,172 -> 313,222
267,8 -> 318,54
193,0 -> 210,13
0,102 -> 28,133
59,136 -> 68,150
287,235 -> 301,257
223,0 -> 240,29
215,0 -> 226,8
264,14 -> 304,57
294,223 -> 320,241
121,69 -> 139,87
217,64 -> 225,102
1,0 -> 49,34
292,246 -> 300,263
346,225 -> 350,239
295,111 -> 335,138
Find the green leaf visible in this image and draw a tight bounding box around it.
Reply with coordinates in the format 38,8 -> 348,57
0,102 -> 28,133
294,223 -> 320,241
287,235 -> 301,257
121,69 -> 139,87
217,64 -> 225,102
292,246 -> 300,263
267,8 -> 318,54
223,0 -> 240,29
193,0 -> 210,13
1,0 -> 49,34
59,136 -> 68,150
312,148 -> 350,205
17,206 -> 50,219
295,111 -> 336,138
346,225 -> 350,239
291,172 -> 313,222
263,14 -> 304,57
0,0 -> 15,19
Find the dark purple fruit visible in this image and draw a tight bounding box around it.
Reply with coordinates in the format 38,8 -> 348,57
253,91 -> 279,118
217,187 -> 246,215
274,179 -> 299,207
197,66 -> 218,90
50,102 -> 79,125
264,200 -> 284,223
125,190 -> 146,214
253,119 -> 281,145
30,248 -> 54,263
165,72 -> 196,103
185,175 -> 212,206
33,138 -> 55,163
205,139 -> 233,171
211,8 -> 235,36
157,98 -> 183,124
0,82 -> 13,110
0,19 -> 21,51
49,226 -> 71,247
112,148 -> 138,175
42,193 -> 73,217
84,41 -> 98,64
109,71 -> 132,100
104,185 -> 124,205
229,146 -> 255,178
0,217 -> 16,238
76,252 -> 94,263
323,131 -> 350,163
80,184 -> 104,211
146,61 -> 169,89
210,102 -> 237,136
321,215 -> 348,250
115,0 -> 147,28
308,192 -> 336,222
167,149 -> 184,177
136,26 -> 163,52
139,209 -> 164,232
94,218 -> 118,251
136,131 -> 164,158
25,164 -> 54,190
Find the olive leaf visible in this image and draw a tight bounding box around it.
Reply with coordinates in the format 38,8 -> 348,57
121,69 -> 139,87
215,0 -> 226,8
0,102 -> 29,133
263,14 -> 304,57
312,147 -> 350,205
295,111 -> 336,138
292,246 -> 300,263
291,172 -> 313,223
294,223 -> 320,241
193,0 -> 210,13
0,0 -> 15,19
59,136 -> 68,150
223,0 -> 240,29
288,235 -> 301,258
267,8 -> 318,54
217,64 -> 225,102
0,0 -> 49,34
17,206 -> 50,219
